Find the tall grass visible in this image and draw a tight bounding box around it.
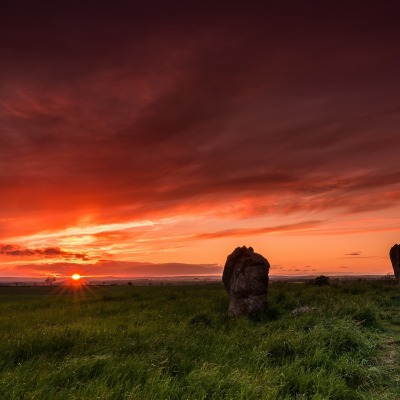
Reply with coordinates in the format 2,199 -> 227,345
0,282 -> 399,399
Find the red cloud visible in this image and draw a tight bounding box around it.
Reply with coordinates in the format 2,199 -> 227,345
0,2 -> 399,279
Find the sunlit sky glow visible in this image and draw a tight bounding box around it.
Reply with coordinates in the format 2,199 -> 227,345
1,2 -> 400,278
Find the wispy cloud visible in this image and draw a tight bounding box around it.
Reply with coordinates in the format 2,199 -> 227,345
193,220 -> 323,240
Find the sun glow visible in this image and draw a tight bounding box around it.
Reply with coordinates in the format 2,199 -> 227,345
71,273 -> 81,280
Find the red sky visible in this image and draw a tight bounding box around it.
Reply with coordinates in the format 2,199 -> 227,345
1,1 -> 400,278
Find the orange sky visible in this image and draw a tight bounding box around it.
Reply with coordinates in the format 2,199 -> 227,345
1,2 -> 400,278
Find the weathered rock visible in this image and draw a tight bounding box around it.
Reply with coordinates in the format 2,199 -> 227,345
292,306 -> 314,315
389,244 -> 400,282
222,246 -> 270,318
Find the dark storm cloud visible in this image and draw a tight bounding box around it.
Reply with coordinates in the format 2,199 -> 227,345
0,244 -> 88,260
1,1 -> 400,233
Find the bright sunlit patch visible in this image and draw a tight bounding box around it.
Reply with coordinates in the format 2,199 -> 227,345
71,273 -> 81,280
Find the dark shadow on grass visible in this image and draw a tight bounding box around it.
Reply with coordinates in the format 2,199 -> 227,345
249,305 -> 282,323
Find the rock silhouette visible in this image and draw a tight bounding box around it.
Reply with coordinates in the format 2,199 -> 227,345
222,246 -> 270,318
389,244 -> 400,282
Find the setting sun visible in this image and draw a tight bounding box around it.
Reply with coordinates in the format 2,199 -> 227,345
71,273 -> 81,281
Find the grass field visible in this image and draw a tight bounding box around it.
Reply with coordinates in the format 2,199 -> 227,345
0,281 -> 400,399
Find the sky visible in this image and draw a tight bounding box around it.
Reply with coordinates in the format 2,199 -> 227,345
1,1 -> 400,279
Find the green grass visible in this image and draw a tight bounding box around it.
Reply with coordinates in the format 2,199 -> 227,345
0,281 -> 399,399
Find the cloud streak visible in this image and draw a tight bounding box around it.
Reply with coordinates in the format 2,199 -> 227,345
193,221 -> 323,240
0,244 -> 88,260
13,260 -> 223,278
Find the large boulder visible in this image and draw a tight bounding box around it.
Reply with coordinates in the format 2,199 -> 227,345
389,244 -> 400,282
222,246 -> 270,318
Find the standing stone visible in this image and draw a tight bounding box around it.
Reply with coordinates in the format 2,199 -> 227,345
389,244 -> 400,282
222,246 -> 270,318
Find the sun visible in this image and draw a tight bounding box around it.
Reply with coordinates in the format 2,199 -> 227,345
71,273 -> 81,281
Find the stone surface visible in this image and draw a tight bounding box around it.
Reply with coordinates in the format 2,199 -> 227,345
292,306 -> 314,315
389,244 -> 400,282
222,246 -> 270,318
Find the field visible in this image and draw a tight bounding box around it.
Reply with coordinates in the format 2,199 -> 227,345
0,281 -> 400,399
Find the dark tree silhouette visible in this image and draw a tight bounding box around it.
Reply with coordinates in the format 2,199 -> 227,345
45,275 -> 56,286
314,275 -> 330,286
